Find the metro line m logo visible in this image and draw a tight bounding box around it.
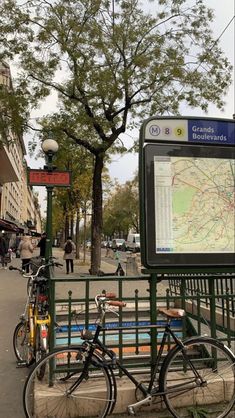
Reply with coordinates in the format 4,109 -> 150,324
149,125 -> 161,136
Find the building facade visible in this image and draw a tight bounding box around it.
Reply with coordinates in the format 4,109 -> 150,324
0,61 -> 42,237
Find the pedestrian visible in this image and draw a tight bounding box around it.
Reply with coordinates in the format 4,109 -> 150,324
15,233 -> 21,258
63,236 -> 76,274
0,234 -> 8,269
37,232 -> 47,258
18,233 -> 34,273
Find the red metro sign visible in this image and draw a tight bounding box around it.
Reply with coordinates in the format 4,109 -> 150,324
28,169 -> 71,187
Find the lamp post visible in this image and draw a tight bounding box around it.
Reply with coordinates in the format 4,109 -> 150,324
41,138 -> 59,262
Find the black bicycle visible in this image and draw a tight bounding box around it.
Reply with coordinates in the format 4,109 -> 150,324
23,292 -> 235,418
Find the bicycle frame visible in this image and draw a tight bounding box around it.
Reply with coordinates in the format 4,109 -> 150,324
78,321 -> 178,397
20,281 -> 50,351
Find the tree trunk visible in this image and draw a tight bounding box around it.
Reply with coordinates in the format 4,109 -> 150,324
65,212 -> 69,239
83,207 -> 87,263
75,210 -> 80,259
70,216 -> 74,240
90,153 -> 103,274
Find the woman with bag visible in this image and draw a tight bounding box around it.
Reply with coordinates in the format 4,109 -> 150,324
18,234 -> 34,273
63,237 -> 76,274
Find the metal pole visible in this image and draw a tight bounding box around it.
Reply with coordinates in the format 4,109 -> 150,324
45,152 -> 54,263
149,273 -> 158,376
45,185 -> 53,262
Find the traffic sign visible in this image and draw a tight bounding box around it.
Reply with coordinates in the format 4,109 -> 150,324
28,169 -> 71,187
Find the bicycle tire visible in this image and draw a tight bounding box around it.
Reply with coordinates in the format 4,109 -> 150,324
35,325 -> 47,380
159,336 -> 235,418
23,346 -> 115,418
13,321 -> 34,365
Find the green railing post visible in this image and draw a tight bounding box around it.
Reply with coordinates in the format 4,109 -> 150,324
149,273 -> 158,375
208,279 -> 216,339
49,278 -> 55,352
226,287 -> 231,348
135,289 -> 139,355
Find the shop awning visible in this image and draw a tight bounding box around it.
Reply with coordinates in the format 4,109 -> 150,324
0,219 -> 24,233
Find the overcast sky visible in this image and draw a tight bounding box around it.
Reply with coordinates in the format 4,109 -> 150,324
108,0 -> 235,184
25,0 -> 235,214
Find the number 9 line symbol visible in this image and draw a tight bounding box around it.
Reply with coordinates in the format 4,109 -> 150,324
174,126 -> 185,137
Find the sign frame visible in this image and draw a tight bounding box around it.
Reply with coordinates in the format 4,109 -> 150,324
139,116 -> 235,272
28,169 -> 71,187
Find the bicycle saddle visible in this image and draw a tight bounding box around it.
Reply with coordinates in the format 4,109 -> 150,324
158,307 -> 185,318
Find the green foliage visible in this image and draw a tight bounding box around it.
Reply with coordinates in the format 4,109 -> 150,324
0,0 -> 232,149
0,0 -> 232,271
103,176 -> 139,237
187,406 -> 209,418
51,137 -> 93,229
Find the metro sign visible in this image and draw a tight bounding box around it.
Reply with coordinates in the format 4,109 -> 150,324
28,169 -> 71,187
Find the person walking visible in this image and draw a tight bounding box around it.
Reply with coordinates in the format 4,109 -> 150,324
0,234 -> 8,269
37,232 -> 46,257
18,234 -> 34,273
63,237 -> 76,274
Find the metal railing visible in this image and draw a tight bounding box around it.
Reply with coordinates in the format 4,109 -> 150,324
49,273 -> 235,368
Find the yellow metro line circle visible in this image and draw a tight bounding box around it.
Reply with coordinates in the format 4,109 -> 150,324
173,126 -> 186,137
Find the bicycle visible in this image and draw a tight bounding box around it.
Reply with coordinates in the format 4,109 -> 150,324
10,260 -> 62,369
23,292 -> 235,418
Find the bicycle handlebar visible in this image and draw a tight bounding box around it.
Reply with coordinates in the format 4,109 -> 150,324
9,261 -> 63,277
95,292 -> 126,311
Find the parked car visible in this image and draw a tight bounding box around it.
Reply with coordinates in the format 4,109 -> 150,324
86,240 -> 91,249
125,233 -> 140,252
111,238 -> 126,251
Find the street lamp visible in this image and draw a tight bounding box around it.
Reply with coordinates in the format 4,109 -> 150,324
41,138 -> 59,261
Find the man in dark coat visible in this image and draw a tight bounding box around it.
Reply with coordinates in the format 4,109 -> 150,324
0,235 -> 8,269
37,233 -> 46,257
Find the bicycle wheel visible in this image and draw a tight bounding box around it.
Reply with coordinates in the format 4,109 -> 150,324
13,321 -> 34,365
23,346 -> 115,418
160,336 -> 235,418
35,325 -> 47,380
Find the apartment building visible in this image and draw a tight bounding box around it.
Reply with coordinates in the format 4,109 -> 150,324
0,61 -> 42,236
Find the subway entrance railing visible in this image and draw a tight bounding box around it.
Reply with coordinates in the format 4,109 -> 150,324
49,273 -> 235,369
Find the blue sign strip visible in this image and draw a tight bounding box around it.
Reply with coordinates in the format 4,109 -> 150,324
56,319 -> 181,334
56,331 -> 183,346
188,120 -> 235,145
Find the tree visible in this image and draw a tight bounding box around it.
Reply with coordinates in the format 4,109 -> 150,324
0,0 -> 232,273
103,176 -> 139,237
51,138 -> 93,255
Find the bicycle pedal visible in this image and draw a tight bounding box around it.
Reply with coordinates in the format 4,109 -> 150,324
16,361 -> 28,368
127,406 -> 136,416
127,395 -> 152,414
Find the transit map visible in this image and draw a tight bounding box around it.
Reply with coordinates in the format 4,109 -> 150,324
154,156 -> 235,254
